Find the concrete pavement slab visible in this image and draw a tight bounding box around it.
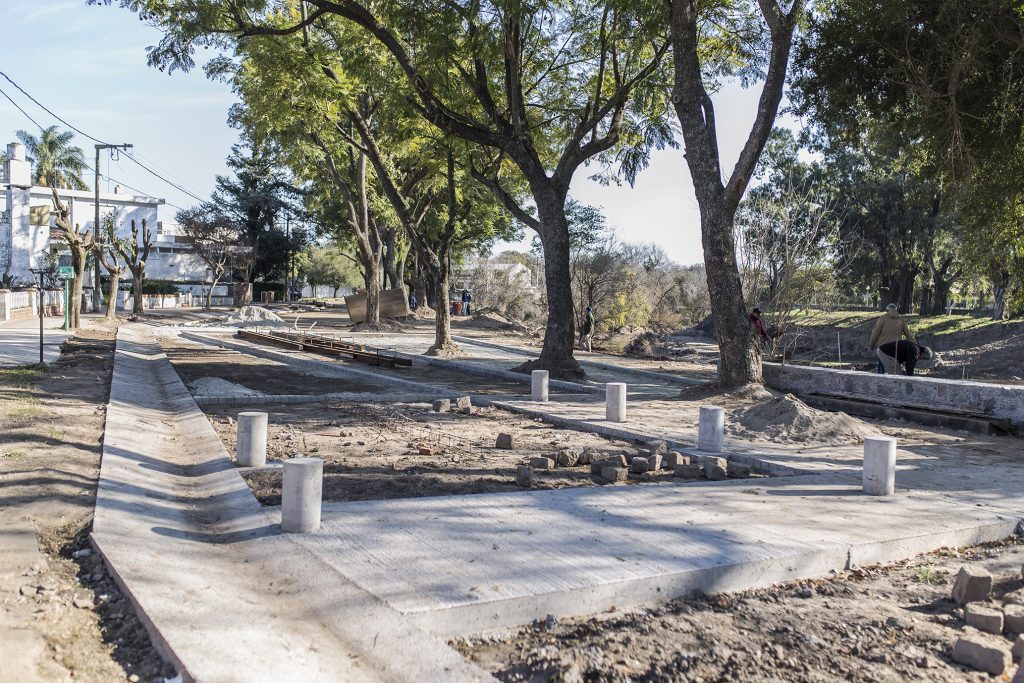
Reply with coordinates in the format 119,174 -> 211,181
0,316 -> 68,366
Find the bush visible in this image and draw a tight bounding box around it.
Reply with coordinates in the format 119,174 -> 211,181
130,279 -> 181,295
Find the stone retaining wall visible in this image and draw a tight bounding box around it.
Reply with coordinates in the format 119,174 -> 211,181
763,363 -> 1024,430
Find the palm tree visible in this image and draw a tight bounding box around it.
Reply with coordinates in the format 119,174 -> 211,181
15,126 -> 88,190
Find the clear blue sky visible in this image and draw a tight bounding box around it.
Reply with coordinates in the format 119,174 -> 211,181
0,0 -> 797,265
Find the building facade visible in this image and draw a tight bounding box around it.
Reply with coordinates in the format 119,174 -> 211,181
1,142 -> 208,289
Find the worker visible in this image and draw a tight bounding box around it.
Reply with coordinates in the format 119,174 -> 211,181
749,308 -> 769,343
877,340 -> 933,376
579,306 -> 596,352
869,303 -> 917,375
461,289 -> 472,316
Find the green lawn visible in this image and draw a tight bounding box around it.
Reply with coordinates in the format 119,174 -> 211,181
787,310 -> 1007,336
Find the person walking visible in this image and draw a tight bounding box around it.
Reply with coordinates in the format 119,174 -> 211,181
869,304 -> 917,375
749,308 -> 769,344
461,289 -> 472,316
579,306 -> 596,352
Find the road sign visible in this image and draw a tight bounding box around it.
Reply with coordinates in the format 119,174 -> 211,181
58,266 -> 74,279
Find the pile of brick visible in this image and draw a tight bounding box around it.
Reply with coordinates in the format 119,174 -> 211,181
948,565 -> 1024,678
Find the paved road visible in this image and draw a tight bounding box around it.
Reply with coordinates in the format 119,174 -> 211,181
0,316 -> 69,366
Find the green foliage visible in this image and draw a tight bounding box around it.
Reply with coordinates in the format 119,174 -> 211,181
135,279 -> 181,295
14,126 -> 87,190
298,245 -> 360,296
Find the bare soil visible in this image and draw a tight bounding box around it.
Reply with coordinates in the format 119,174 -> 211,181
0,327 -> 174,683
201,401 -> 701,504
459,538 -> 1024,682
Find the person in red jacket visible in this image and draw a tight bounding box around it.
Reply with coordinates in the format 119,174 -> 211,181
749,308 -> 769,342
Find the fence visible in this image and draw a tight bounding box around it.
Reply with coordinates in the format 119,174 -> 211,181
0,289 -> 65,322
118,291 -> 196,311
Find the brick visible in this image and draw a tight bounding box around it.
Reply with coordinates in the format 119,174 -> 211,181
578,448 -> 597,465
729,463 -> 752,479
418,446 -> 438,456
529,457 -> 554,470
460,406 -> 475,415
1004,589 -> 1024,607
431,399 -> 450,413
495,433 -> 515,450
951,633 -> 1011,675
600,466 -> 628,483
622,449 -> 641,464
1012,633 -> 1024,660
674,463 -> 702,480
965,604 -> 1004,635
704,456 -> 728,481
952,566 -> 993,605
646,440 -> 667,456
605,454 -> 628,468
454,396 -> 472,409
1012,660 -> 1024,683
1004,604 -> 1024,634
515,464 -> 535,487
665,452 -> 689,469
629,457 -> 649,474
647,454 -> 662,471
555,449 -> 580,467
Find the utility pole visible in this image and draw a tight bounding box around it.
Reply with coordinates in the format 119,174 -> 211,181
94,143 -> 133,313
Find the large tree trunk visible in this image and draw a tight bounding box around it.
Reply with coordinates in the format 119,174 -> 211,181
991,268 -> 1010,320
105,272 -> 120,321
382,227 -> 401,291
69,244 -> 86,330
426,260 -> 459,356
701,206 -> 762,386
364,259 -> 382,325
132,271 -> 145,317
205,272 -> 223,310
522,189 -> 582,378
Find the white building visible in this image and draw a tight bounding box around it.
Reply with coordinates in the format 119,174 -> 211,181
1,141 -> 208,288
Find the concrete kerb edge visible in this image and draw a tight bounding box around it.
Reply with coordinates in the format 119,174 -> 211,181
192,392 -> 446,407
90,533 -> 193,682
481,398 -> 812,477
452,335 -> 709,388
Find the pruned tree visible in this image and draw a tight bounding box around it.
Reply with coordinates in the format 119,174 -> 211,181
113,218 -> 153,318
96,214 -> 127,321
49,188 -> 93,329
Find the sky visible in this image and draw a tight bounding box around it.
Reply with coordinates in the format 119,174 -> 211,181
0,0 -> 798,266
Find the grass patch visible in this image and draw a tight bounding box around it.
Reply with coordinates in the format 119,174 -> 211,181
0,363 -> 48,388
913,566 -> 943,585
2,450 -> 27,460
785,310 -> 1011,336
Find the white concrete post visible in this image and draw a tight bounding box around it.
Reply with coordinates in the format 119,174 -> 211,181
862,437 -> 896,496
236,412 -> 268,467
282,458 -> 323,533
606,383 -> 627,422
697,406 -> 725,453
531,370 -> 549,402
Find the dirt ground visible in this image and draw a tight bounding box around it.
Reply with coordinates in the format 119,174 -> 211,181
201,401 -> 722,504
459,538 -> 1024,682
0,327 -> 173,683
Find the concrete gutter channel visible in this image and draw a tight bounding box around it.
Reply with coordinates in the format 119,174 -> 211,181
91,325 -> 496,683
97,325 -> 1024,680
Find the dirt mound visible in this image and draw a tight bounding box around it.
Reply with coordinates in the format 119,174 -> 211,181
729,393 -> 882,445
223,305 -> 288,328
624,331 -> 672,360
467,308 -> 529,334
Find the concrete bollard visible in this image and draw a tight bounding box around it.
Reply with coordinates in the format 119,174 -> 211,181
606,383 -> 627,422
282,458 -> 323,533
697,406 -> 725,453
236,412 -> 268,467
863,437 -> 896,496
531,370 -> 549,402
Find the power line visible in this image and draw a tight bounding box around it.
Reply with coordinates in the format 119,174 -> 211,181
0,70 -> 208,206
0,70 -> 110,145
0,84 -> 47,132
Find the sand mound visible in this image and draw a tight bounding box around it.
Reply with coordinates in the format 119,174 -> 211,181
188,377 -> 266,397
729,393 -> 882,445
468,308 -> 529,334
224,305 -> 288,328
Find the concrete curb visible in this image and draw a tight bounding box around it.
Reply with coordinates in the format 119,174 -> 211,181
192,391 -> 445,407
452,335 -> 708,387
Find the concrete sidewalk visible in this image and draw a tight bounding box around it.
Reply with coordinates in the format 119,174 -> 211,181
0,315 -> 69,366
92,325 -> 494,682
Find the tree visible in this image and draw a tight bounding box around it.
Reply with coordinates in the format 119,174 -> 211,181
49,188 -> 93,328
96,214 -> 127,321
176,206 -> 239,309
300,245 -> 358,297
113,218 -> 154,317
15,126 -> 88,190
95,0 -> 674,378
668,0 -> 805,386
